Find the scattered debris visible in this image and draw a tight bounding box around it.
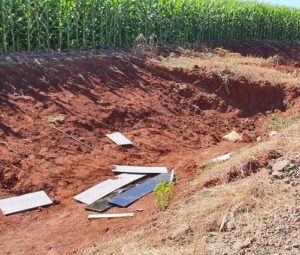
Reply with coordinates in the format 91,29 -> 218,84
268,130 -> 278,137
88,213 -> 134,219
106,132 -> 133,146
109,173 -> 171,207
256,136 -> 262,142
210,153 -> 231,164
85,181 -> 142,213
136,208 -> 144,212
223,130 -> 242,142
0,191 -> 53,216
113,165 -> 168,174
74,173 -> 145,205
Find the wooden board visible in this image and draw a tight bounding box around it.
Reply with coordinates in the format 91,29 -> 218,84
0,191 -> 53,215
88,213 -> 134,219
113,165 -> 168,174
73,173 -> 145,205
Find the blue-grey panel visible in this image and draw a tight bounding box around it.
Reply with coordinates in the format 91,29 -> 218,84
85,182 -> 139,212
108,173 -> 170,207
86,197 -> 113,213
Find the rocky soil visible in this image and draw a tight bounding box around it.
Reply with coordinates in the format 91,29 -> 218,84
205,155 -> 300,255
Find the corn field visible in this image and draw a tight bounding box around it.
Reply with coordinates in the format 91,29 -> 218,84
0,0 -> 300,52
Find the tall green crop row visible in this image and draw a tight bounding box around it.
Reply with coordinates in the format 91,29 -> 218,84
0,0 -> 299,52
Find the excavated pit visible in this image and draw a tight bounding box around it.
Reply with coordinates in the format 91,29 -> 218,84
0,55 -> 292,193
0,53 -> 299,255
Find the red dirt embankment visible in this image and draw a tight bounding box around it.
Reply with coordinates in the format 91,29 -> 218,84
0,53 -> 299,255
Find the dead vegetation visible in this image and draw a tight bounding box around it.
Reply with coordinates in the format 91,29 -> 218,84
132,34 -> 158,58
153,51 -> 300,87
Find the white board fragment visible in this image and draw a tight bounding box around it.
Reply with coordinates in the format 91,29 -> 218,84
0,191 -> 53,216
113,165 -> 168,174
88,213 -> 134,219
268,131 -> 278,137
106,132 -> 133,146
209,153 -> 231,164
73,173 -> 145,205
170,169 -> 176,182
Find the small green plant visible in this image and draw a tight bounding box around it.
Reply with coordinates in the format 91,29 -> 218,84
153,180 -> 174,210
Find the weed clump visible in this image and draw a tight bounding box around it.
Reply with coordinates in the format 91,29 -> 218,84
153,180 -> 174,210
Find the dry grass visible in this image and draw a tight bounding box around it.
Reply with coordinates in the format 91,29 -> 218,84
83,121 -> 300,255
153,52 -> 300,87
264,113 -> 300,131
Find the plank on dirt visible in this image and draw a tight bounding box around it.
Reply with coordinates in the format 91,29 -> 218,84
106,132 -> 133,146
0,191 -> 53,216
113,165 -> 168,174
88,213 -> 134,219
108,173 -> 170,207
73,173 -> 145,205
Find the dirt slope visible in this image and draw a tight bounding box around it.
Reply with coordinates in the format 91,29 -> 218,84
0,45 -> 299,254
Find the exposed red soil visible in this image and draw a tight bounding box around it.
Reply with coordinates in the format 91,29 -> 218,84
0,52 -> 299,255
